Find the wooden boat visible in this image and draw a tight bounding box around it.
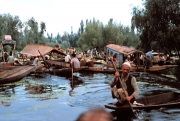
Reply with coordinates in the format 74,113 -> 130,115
105,91 -> 180,111
104,44 -> 178,72
0,64 -> 43,84
47,63 -> 178,75
105,44 -> 143,68
103,62 -> 178,72
45,59 -> 70,68
52,67 -> 88,76
131,64 -> 178,72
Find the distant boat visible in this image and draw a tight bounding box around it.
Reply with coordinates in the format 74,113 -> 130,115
104,44 -> 177,72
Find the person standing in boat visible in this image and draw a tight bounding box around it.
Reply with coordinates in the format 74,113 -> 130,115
144,54 -> 153,69
110,62 -> 139,105
71,53 -> 80,68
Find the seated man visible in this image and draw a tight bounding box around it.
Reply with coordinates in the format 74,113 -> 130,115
33,55 -> 41,66
7,52 -> 14,64
110,62 -> 139,105
65,53 -> 71,62
71,53 -> 80,68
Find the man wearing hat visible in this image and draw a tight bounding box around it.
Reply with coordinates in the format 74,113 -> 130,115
110,62 -> 139,105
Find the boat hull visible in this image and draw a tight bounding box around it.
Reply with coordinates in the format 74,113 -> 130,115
0,65 -> 43,84
105,92 -> 180,111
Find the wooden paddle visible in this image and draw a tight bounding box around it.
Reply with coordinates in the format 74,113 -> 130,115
72,62 -> 74,81
38,50 -> 51,73
110,58 -> 135,116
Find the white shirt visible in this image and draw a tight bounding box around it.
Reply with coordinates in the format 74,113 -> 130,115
65,54 -> 71,62
33,57 -> 39,66
8,55 -> 14,63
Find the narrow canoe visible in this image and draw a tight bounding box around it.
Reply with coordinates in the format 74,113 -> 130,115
0,65 -> 43,84
105,91 -> 180,111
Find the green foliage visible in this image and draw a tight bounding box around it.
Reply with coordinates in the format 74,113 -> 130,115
132,0 -> 180,53
0,13 -> 141,53
102,19 -> 128,46
77,19 -> 103,51
61,41 -> 70,50
77,18 -> 141,51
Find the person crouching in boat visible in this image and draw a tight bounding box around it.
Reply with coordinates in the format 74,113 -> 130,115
110,62 -> 139,105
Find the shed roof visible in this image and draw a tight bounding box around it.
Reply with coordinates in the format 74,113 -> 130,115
106,44 -> 143,55
20,44 -> 66,56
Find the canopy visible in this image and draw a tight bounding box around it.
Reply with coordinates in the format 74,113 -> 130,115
106,44 -> 143,55
20,44 -> 66,56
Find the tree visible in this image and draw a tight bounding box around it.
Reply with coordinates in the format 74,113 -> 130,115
56,33 -> 61,44
80,20 -> 84,34
132,0 -> 180,53
102,19 -> 125,46
77,19 -> 103,51
0,14 -> 23,50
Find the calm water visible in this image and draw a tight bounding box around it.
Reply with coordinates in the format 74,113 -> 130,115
0,66 -> 180,121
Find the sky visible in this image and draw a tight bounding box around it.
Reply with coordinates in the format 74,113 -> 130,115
0,0 -> 143,36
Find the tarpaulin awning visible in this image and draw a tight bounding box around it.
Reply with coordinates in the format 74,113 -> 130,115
106,44 -> 143,55
20,44 -> 66,56
20,44 -> 53,56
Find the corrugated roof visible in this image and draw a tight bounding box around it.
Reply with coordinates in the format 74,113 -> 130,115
106,44 -> 143,55
20,44 -> 53,56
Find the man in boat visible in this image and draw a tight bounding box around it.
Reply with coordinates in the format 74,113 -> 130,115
65,53 -> 71,62
71,53 -> 80,68
110,62 -> 139,105
33,55 -> 41,66
146,50 -> 154,59
7,51 -> 14,64
144,54 -> 153,69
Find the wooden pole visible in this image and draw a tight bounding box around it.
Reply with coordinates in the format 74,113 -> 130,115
111,58 -> 135,116
38,50 -> 51,73
71,62 -> 74,91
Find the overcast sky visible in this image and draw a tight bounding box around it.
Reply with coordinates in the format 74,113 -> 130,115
0,0 -> 143,36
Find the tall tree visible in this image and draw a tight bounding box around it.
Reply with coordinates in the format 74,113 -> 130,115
77,19 -> 103,51
132,0 -> 180,53
80,20 -> 84,34
0,14 -> 23,50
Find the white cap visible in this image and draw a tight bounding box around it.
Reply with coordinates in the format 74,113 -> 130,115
122,62 -> 131,68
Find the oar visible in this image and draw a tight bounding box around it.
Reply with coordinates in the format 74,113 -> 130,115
110,58 -> 135,116
72,62 -> 74,81
38,50 -> 51,73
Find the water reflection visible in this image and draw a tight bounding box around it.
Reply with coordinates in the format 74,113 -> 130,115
69,75 -> 84,96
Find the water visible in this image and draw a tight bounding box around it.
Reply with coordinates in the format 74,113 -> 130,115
0,67 -> 180,121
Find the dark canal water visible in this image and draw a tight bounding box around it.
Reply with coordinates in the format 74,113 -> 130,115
1,66 -> 180,121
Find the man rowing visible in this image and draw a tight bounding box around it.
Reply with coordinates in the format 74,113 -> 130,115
110,62 -> 139,105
